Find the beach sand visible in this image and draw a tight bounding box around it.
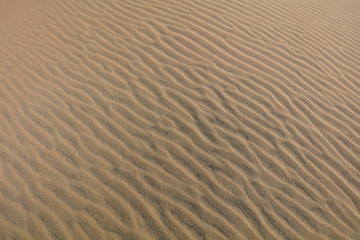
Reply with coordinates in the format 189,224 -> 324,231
0,0 -> 359,239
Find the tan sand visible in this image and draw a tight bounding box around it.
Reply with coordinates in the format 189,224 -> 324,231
0,0 -> 360,239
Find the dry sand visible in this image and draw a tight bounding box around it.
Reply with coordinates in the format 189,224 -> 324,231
0,0 -> 360,239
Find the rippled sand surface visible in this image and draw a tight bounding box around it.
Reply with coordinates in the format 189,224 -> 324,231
0,0 -> 360,239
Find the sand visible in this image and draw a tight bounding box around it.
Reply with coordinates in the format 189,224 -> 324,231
0,0 -> 359,239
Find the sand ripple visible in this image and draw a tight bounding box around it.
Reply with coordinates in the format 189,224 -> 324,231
0,0 -> 359,239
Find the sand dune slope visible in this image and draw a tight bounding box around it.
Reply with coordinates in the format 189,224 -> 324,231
0,0 -> 360,239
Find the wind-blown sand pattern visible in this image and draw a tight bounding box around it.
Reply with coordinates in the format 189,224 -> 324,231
0,0 -> 360,239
